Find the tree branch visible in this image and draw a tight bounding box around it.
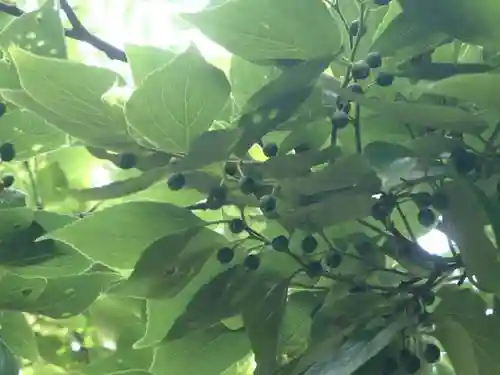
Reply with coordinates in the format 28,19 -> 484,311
0,1 -> 127,62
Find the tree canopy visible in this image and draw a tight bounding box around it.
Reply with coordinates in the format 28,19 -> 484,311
0,0 -> 497,374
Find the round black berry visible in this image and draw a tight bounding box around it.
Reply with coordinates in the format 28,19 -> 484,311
228,218 -> 245,234
423,343 -> 441,363
371,201 -> 391,221
244,254 -> 260,270
354,241 -> 371,255
238,176 -> 256,195
305,261 -> 323,278
224,162 -> 238,176
0,142 -> 15,162
0,103 -> 7,117
365,52 -> 382,69
375,72 -> 394,87
206,197 -> 224,210
351,60 -> 371,80
263,143 -> 278,157
271,235 -> 289,252
450,147 -> 477,175
167,173 -> 185,191
431,191 -> 449,211
422,291 -> 436,306
411,192 -> 433,208
1,175 -> 14,188
417,208 -> 436,227
348,19 -> 365,37
348,82 -> 364,94
325,251 -> 342,268
301,235 -> 318,254
331,110 -> 350,129
117,152 -> 137,169
259,195 -> 277,213
217,247 -> 234,264
374,0 -> 391,5
209,185 -> 227,202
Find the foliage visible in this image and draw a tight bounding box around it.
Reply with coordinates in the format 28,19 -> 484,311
0,0 -> 498,374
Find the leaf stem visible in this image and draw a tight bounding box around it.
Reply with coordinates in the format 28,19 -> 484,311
23,160 -> 42,209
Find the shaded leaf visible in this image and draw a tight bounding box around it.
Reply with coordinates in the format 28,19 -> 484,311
151,326 -> 251,375
45,201 -> 206,269
0,311 -> 38,361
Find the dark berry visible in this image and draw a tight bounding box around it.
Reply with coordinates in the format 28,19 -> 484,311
348,19 -> 364,37
167,173 -> 185,191
263,143 -> 278,157
417,208 -> 436,227
1,175 -> 14,188
411,192 -> 433,208
305,261 -> 323,278
206,197 -> 224,210
238,176 -> 256,195
217,247 -> 234,264
331,110 -> 349,129
0,142 -> 15,162
401,354 -> 421,374
208,185 -> 227,202
301,235 -> 318,254
294,143 -> 310,154
228,218 -> 245,234
365,52 -> 382,68
244,254 -> 260,270
259,194 -> 277,213
423,343 -> 441,363
371,201 -> 391,221
422,291 -> 436,306
271,235 -> 289,252
339,101 -> 351,114
224,162 -> 238,176
351,60 -> 371,80
381,357 -> 398,375
374,0 -> 391,5
450,147 -> 477,175
118,153 -> 137,169
325,251 -> 342,268
375,72 -> 394,87
431,191 -> 449,211
0,103 -> 7,117
348,82 -> 364,94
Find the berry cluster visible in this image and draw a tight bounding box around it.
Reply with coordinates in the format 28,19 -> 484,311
381,343 -> 441,375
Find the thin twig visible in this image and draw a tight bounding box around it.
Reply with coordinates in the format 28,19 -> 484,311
0,1 -> 127,62
23,160 -> 42,209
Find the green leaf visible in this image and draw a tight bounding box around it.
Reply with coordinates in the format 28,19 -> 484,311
109,227 -> 228,299
0,109 -> 67,159
299,315 -> 412,375
0,273 -> 47,304
8,46 -> 134,148
125,44 -> 177,85
182,0 -> 341,60
336,87 -> 488,134
399,0 -> 500,48
0,271 -> 121,318
108,371 -> 154,375
175,128 -> 241,171
233,55 -> 334,157
69,166 -> 170,202
0,311 -> 38,361
441,180 -> 500,296
45,201 -> 207,269
151,326 -> 251,375
370,13 -> 448,60
434,286 -> 500,375
0,0 -> 67,59
0,338 -> 20,375
0,207 -> 34,238
242,280 -> 288,375
84,346 -> 154,375
124,47 -> 231,153
428,74 -> 500,112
